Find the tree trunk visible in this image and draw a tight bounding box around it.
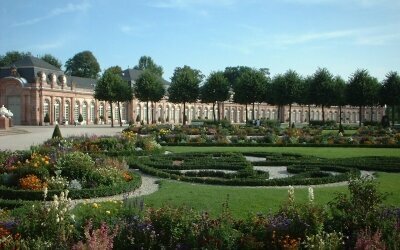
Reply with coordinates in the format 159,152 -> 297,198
277,105 -> 281,123
339,105 -> 342,127
392,105 -> 395,126
117,101 -> 122,127
212,102 -> 216,122
146,101 -> 149,125
322,105 -> 325,123
308,105 -> 311,124
359,106 -> 362,126
289,104 -> 292,125
252,102 -> 255,121
109,101 -> 114,128
183,102 -> 186,125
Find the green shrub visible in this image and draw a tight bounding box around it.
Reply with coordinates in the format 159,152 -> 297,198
44,113 -> 50,123
51,124 -> 62,139
56,151 -> 95,181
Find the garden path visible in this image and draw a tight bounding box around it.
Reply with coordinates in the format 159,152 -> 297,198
69,170 -> 159,208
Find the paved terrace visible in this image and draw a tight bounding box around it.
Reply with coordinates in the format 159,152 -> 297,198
0,125 -> 127,151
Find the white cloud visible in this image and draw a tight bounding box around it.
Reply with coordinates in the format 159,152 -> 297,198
13,1 -> 91,27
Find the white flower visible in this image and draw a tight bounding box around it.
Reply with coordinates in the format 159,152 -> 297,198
43,187 -> 48,200
308,186 -> 314,203
288,185 -> 295,203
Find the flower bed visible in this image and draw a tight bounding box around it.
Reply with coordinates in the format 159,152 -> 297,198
0,150 -> 141,201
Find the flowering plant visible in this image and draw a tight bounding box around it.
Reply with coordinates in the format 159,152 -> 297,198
19,174 -> 47,190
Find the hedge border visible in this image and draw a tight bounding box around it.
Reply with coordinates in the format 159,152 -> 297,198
129,153 -> 359,186
160,143 -> 400,148
0,172 -> 141,201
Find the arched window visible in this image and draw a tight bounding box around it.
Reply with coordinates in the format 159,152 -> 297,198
54,100 -> 60,123
43,99 -> 50,119
99,103 -> 105,119
82,102 -> 88,122
64,100 -> 70,122
90,101 -> 95,122
74,101 -> 80,121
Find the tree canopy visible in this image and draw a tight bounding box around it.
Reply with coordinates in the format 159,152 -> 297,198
0,51 -> 32,67
380,71 -> 400,125
40,54 -> 62,69
309,68 -> 336,122
65,51 -> 101,79
347,69 -> 380,126
169,65 -> 204,124
134,70 -> 165,124
94,66 -> 128,127
270,70 -> 302,123
233,68 -> 268,122
134,56 -> 163,77
200,71 -> 230,121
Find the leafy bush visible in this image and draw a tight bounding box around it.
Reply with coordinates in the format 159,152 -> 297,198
56,152 -> 95,182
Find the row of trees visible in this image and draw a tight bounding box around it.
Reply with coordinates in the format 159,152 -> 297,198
2,51 -> 399,126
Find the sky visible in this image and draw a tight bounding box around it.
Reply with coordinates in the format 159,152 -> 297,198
1,0 -> 399,81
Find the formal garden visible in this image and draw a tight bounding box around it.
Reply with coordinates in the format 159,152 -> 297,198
0,122 -> 399,249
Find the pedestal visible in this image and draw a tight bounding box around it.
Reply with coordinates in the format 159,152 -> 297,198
0,116 -> 10,130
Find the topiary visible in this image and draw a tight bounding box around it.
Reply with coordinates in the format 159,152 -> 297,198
52,124 -> 62,139
44,113 -> 50,123
78,114 -> 83,123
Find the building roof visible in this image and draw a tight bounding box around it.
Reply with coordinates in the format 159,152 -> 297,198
13,56 -> 63,72
0,56 -> 96,89
122,68 -> 170,86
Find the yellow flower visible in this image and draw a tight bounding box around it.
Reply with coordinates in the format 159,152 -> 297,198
106,210 -> 111,214
92,203 -> 98,208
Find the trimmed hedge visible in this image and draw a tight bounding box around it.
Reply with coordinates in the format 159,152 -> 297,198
130,152 -> 363,186
0,173 -> 141,201
160,142 -> 400,148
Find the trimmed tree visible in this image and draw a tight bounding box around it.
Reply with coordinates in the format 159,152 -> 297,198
52,124 -> 62,139
134,70 -> 165,124
169,66 -> 203,125
65,51 -> 101,79
233,68 -> 267,123
309,68 -> 336,122
380,71 -> 400,126
270,71 -> 302,124
347,69 -> 380,126
95,67 -> 126,127
200,71 -> 230,122
332,76 -> 347,126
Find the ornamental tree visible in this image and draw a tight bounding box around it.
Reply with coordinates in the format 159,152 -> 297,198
200,71 -> 230,121
347,69 -> 380,126
309,68 -> 336,122
380,71 -> 400,126
169,66 -> 203,125
134,70 -> 165,124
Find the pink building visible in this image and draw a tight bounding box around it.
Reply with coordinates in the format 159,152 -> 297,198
0,56 -> 384,126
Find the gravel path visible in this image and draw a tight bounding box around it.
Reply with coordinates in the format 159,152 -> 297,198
69,170 -> 160,207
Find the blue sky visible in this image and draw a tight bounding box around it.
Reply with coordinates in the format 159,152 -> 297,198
1,0 -> 399,81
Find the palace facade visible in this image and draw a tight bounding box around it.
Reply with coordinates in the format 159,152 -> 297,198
0,56 -> 385,126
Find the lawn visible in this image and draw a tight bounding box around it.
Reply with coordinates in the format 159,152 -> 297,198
165,146 -> 400,158
143,172 -> 400,219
